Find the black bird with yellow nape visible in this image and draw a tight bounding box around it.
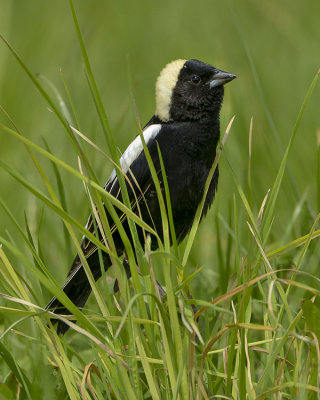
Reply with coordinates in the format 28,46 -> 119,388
46,59 -> 237,334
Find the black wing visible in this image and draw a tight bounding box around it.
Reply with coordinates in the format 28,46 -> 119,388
77,122 -> 163,266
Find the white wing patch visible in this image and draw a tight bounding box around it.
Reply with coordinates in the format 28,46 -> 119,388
80,124 -> 161,251
106,124 -> 161,189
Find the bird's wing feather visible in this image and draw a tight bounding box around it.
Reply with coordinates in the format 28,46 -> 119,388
78,123 -> 162,262
105,123 -> 161,192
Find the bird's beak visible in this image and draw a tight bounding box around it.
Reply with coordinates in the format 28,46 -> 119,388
209,69 -> 237,89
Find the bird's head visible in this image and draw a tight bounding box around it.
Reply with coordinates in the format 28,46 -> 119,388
155,59 -> 237,122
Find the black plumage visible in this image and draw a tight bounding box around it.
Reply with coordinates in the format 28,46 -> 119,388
46,59 -> 236,334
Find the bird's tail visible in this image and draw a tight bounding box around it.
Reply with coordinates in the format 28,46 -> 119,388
46,257 -> 108,334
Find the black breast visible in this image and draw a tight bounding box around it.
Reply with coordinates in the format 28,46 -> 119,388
150,119 -> 220,242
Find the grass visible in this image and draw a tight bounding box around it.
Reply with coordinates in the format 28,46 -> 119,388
1,1 -> 320,399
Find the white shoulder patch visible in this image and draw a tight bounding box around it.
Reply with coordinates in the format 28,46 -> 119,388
106,124 -> 161,187
155,59 -> 186,122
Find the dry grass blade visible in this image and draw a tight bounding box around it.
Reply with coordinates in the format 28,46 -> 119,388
81,362 -> 102,400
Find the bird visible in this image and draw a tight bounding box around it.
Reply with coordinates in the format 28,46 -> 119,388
46,59 -> 237,334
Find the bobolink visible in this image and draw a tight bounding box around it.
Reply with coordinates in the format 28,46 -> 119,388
47,59 -> 236,334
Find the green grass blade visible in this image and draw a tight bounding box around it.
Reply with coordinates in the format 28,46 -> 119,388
261,70 -> 319,241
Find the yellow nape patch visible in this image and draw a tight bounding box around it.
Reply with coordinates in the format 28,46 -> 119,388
155,59 -> 186,122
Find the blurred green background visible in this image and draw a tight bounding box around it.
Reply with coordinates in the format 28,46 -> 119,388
0,0 -> 319,296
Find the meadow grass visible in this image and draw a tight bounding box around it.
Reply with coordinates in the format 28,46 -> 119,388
1,1 -> 320,399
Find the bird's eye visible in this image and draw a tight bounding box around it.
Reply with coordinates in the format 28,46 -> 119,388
191,75 -> 201,84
